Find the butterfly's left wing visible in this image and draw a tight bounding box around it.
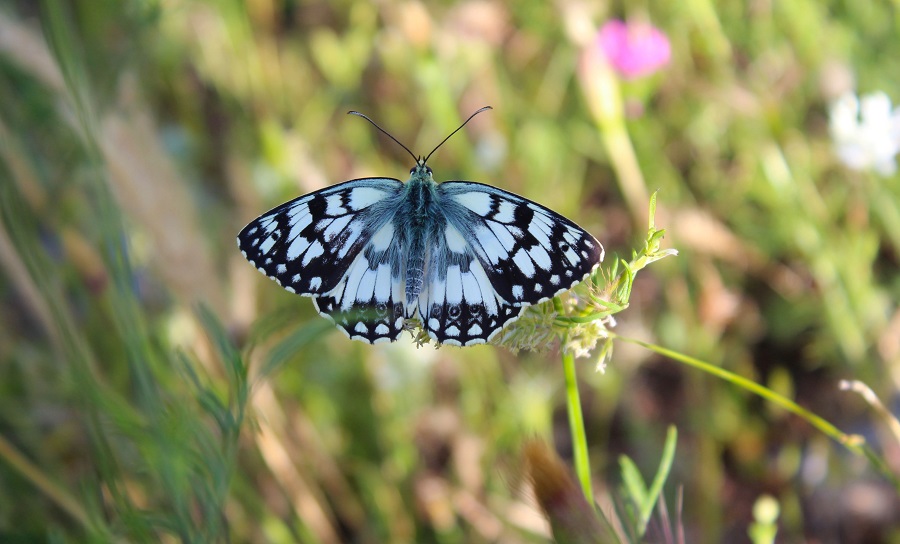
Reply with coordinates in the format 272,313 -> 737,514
418,182 -> 604,345
237,177 -> 408,343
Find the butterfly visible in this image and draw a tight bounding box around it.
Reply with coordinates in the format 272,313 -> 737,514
237,107 -> 604,346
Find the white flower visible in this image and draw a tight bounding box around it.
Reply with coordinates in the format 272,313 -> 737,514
829,91 -> 900,176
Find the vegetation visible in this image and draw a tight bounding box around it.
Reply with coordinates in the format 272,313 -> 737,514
2,1 -> 900,542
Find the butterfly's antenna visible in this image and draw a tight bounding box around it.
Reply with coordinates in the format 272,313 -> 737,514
348,111 -> 418,163
423,106 -> 493,164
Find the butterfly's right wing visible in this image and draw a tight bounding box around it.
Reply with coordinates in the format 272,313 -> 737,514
237,177 -> 408,343
417,181 -> 603,346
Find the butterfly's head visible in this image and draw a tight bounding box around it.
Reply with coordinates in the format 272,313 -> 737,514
410,158 -> 433,179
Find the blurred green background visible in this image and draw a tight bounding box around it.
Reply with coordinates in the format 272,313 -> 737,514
2,1 -> 900,542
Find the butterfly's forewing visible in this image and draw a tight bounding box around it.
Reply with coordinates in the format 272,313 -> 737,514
237,177 -> 408,342
419,182 -> 603,344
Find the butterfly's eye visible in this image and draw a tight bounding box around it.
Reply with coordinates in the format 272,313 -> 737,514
425,166 -> 433,175
409,167 -> 416,175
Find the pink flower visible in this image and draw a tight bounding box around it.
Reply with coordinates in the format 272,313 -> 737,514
596,20 -> 670,79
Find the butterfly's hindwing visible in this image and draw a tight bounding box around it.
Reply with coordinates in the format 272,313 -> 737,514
417,225 -> 523,346
311,227 -> 407,343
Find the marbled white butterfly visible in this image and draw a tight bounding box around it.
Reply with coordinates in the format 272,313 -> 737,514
237,107 -> 604,346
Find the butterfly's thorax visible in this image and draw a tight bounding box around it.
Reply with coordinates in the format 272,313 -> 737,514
400,163 -> 441,306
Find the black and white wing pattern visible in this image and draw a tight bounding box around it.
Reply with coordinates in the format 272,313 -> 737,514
237,177 -> 408,343
239,171 -> 603,346
419,182 -> 604,346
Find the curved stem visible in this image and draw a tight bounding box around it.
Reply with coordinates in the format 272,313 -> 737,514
612,333 -> 900,489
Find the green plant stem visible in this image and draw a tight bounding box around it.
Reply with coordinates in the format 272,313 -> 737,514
599,119 -> 649,228
613,334 -> 900,489
614,334 -> 860,449
563,349 -> 593,499
554,295 -> 593,500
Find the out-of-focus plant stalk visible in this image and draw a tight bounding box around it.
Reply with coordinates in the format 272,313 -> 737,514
580,53 -> 649,227
524,439 -> 611,543
617,335 -> 900,491
0,434 -> 92,531
840,380 -> 900,446
574,17 -> 670,228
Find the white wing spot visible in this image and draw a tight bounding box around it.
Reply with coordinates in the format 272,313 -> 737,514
302,241 -> 325,266
259,236 -> 276,254
288,210 -> 313,240
276,264 -> 287,274
325,194 -> 347,216
285,286 -> 295,293
512,285 -> 524,299
287,236 -> 311,261
292,274 -> 302,284
373,263 -> 391,302
565,270 -> 573,277
445,224 -> 468,253
512,248 -> 535,278
527,216 -> 553,246
453,191 -> 493,216
323,215 -> 352,241
370,222 -> 394,251
354,322 -> 367,333
486,221 -> 516,250
469,260 -> 498,315
446,325 -> 460,337
550,275 -> 560,285
468,324 -> 483,336
340,256 -> 370,310
375,324 -> 389,335
461,272 -> 480,303
337,224 -> 363,259
475,226 -> 502,264
534,284 -> 542,293
529,245 -> 552,270
348,187 -> 385,210
309,277 -> 322,290
356,268 -> 377,302
446,265 -> 463,304
493,201 -> 517,223
428,318 -> 440,330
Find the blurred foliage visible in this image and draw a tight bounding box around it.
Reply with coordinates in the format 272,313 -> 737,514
2,0 -> 900,542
